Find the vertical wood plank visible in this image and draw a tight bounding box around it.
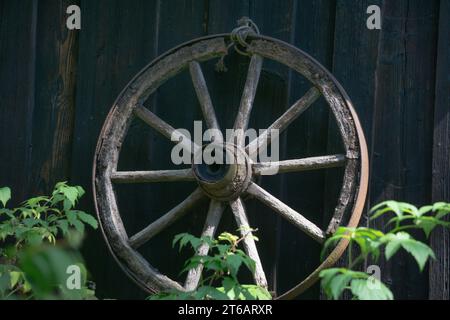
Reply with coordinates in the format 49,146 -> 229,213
207,0 -> 250,33
30,0 -> 79,195
0,0 -> 37,203
248,0 -> 295,297
369,0 -> 439,299
332,0 -> 381,145
277,0 -> 337,299
325,0 -> 382,300
429,0 -> 450,300
136,0 -> 209,289
71,0 -> 161,299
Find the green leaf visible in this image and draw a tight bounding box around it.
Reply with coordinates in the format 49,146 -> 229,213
173,233 -> 202,252
418,205 -> 433,216
320,268 -> 342,291
216,244 -> 231,255
180,255 -> 206,275
203,257 -> 226,273
398,202 -> 419,216
385,240 -> 402,260
222,277 -> 235,290
9,271 -> 22,288
66,210 -> 78,225
370,201 -> 402,219
57,220 -> 69,235
179,234 -> 195,252
71,220 -> 85,234
436,210 -> 450,220
400,238 -> 436,271
63,198 -> 73,211
226,253 -> 243,278
385,215 -> 415,229
22,279 -> 32,293
173,233 -> 188,248
59,185 -> 80,208
432,202 -> 448,211
321,232 -> 349,260
415,217 -> 438,238
0,273 -> 11,296
50,193 -> 65,206
75,186 -> 85,198
350,279 -> 393,300
435,203 -> 450,219
220,277 -> 240,299
0,208 -> 15,219
199,236 -> 214,247
22,218 -> 40,228
195,286 -> 228,300
218,232 -> 239,245
241,285 -> 272,300
320,268 -> 349,300
238,252 -> 256,274
384,232 -> 435,271
25,196 -> 49,207
0,187 -> 11,207
75,211 -> 98,229
24,231 -> 44,246
329,273 -> 353,300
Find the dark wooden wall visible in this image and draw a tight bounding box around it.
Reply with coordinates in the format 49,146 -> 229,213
0,0 -> 448,299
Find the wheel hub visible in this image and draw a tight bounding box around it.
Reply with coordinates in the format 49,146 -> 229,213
192,143 -> 252,201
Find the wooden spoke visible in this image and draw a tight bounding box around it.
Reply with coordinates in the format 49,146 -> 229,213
253,154 -> 346,176
134,104 -> 200,153
184,200 -> 225,291
246,183 -> 325,243
129,188 -> 206,249
231,55 -> 264,146
230,198 -> 268,288
246,87 -> 321,156
111,169 -> 195,183
189,62 -> 222,139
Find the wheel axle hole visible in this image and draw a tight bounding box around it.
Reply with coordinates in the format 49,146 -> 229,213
207,163 -> 222,175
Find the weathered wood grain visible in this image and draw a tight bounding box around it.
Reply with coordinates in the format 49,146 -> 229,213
184,200 -> 225,291
0,0 -> 37,202
324,0 -> 383,300
369,0 -> 439,299
232,54 -> 264,146
189,61 -> 222,133
111,169 -> 194,184
230,198 -> 268,288
276,0 -> 337,299
254,154 -> 346,176
30,0 -> 79,195
429,0 -> 450,300
71,0 -> 163,299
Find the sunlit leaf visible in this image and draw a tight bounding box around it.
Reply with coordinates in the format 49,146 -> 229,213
0,187 -> 11,208
218,232 -> 239,245
350,278 -> 393,300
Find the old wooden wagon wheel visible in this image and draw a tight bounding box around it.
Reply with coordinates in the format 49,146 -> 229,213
93,20 -> 369,299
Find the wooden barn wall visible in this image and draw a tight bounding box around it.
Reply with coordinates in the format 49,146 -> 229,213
0,0 -> 448,299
